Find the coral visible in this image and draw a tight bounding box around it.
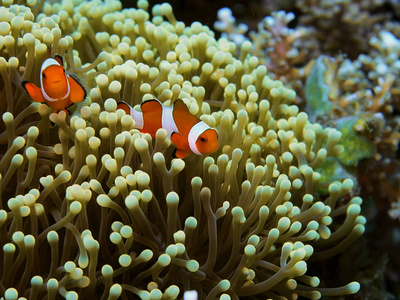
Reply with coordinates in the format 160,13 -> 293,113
330,29 -> 400,120
249,11 -> 316,81
0,0 -> 364,299
295,0 -> 391,59
213,7 -> 248,46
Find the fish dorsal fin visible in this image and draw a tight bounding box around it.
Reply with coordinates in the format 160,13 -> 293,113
141,99 -> 162,113
54,55 -> 63,66
172,99 -> 200,136
173,99 -> 190,112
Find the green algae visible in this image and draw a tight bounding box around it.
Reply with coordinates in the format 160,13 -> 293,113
305,55 -> 333,122
336,116 -> 376,167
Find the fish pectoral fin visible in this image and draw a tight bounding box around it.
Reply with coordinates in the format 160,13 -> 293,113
171,132 -> 186,148
21,81 -> 45,102
67,75 -> 86,103
171,132 -> 190,158
173,148 -> 190,159
116,101 -> 132,115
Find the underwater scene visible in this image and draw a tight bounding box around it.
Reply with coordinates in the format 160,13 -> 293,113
0,0 -> 399,299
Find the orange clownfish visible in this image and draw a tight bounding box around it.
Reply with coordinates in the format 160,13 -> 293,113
22,55 -> 86,113
117,99 -> 219,159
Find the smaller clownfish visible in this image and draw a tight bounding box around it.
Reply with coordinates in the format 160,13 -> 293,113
22,55 -> 86,113
117,99 -> 219,159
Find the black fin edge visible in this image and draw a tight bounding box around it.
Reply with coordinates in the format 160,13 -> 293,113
21,80 -> 29,90
53,54 -> 64,65
140,98 -> 159,108
68,74 -> 88,101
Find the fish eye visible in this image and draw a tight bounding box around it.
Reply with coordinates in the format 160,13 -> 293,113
42,73 -> 46,78
200,137 -> 206,142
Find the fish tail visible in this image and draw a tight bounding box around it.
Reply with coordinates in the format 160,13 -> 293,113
117,101 -> 144,129
116,101 -> 131,115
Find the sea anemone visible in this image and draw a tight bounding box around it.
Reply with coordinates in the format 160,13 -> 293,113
0,1 -> 363,299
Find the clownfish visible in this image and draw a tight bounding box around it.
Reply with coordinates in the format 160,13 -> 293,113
117,99 -> 219,159
22,55 -> 86,113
